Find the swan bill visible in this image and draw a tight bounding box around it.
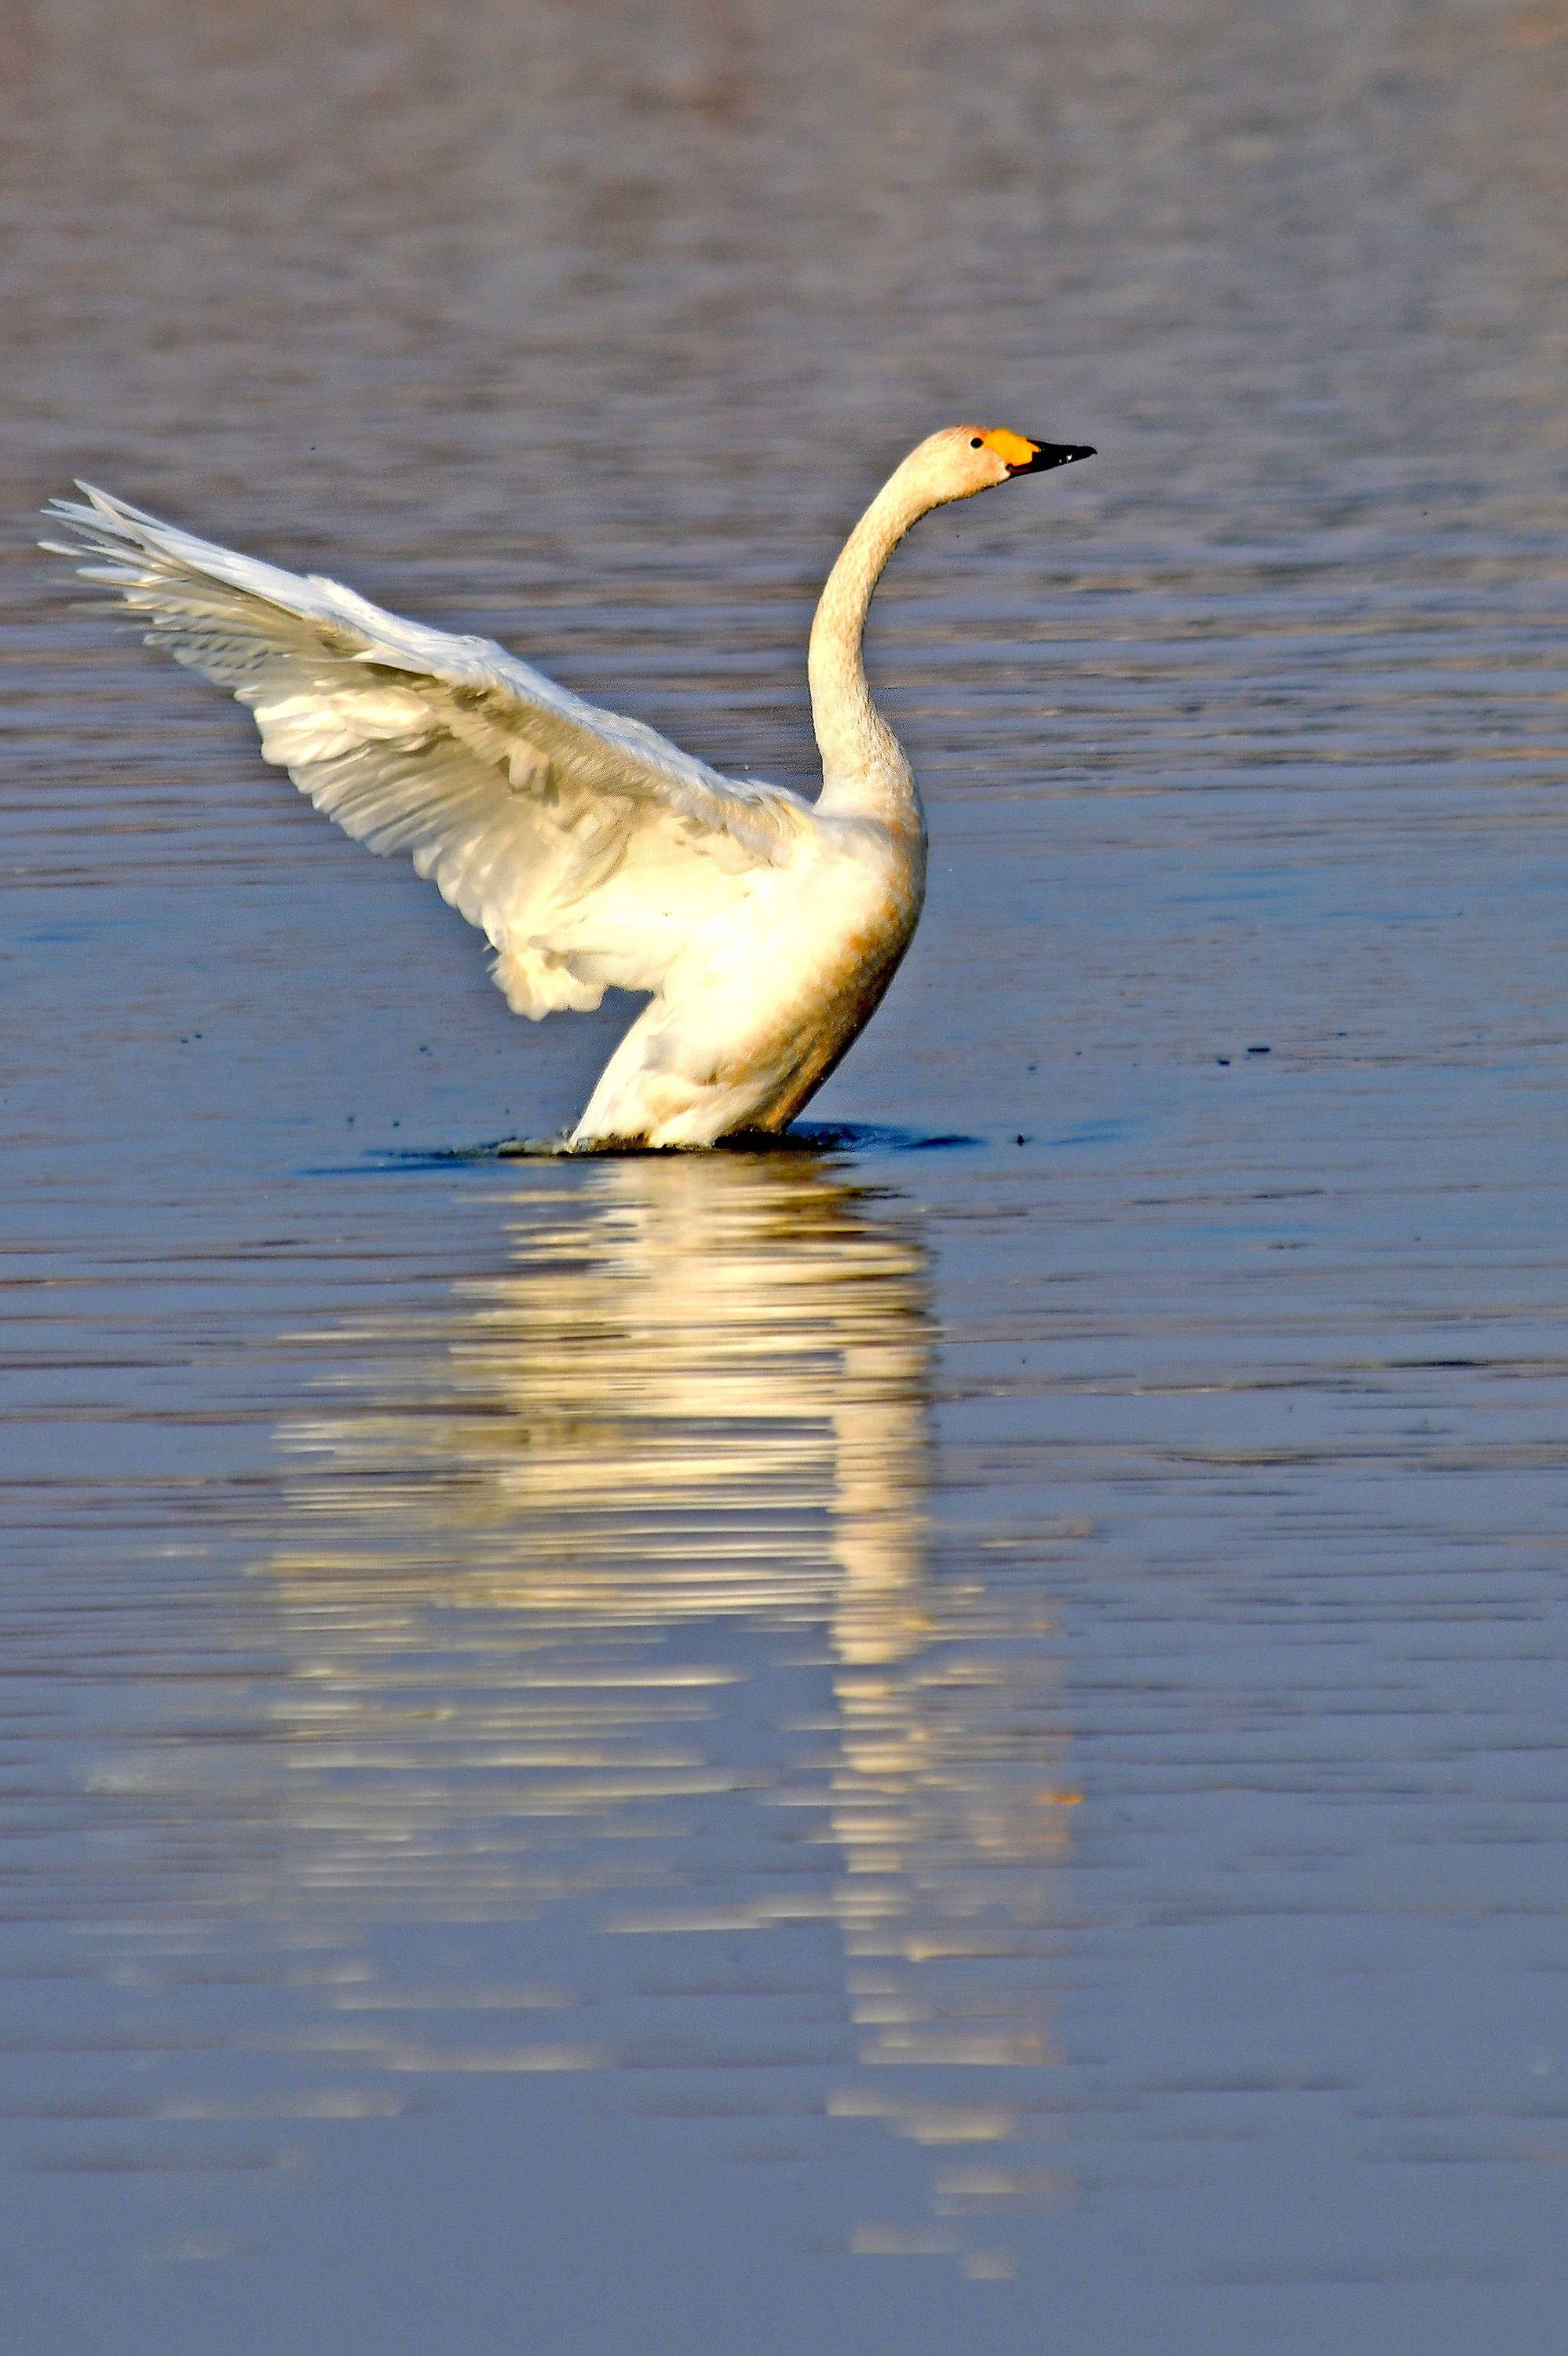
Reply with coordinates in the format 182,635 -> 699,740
974,428 -> 1095,476
1006,438 -> 1097,476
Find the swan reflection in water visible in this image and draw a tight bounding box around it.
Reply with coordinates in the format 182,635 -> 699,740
264,1149 -> 1074,2272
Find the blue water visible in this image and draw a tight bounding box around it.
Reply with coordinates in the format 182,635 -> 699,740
3,3 -> 1567,2351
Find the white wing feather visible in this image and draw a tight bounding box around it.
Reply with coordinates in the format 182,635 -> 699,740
43,485 -> 814,1017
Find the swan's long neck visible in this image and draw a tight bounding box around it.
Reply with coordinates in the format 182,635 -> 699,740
809,460 -> 934,830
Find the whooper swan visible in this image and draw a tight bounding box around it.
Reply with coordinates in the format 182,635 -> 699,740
45,426 -> 1093,1148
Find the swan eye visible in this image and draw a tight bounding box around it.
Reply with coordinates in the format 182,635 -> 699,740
970,437 -> 983,448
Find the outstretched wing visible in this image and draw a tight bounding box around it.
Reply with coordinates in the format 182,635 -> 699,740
44,485 -> 814,1016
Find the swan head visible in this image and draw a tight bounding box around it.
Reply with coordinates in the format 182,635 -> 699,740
911,424 -> 1096,506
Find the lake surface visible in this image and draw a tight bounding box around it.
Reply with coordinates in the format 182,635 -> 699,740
3,2 -> 1567,2350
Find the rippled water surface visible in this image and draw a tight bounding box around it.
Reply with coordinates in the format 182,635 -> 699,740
4,2 -> 1568,2351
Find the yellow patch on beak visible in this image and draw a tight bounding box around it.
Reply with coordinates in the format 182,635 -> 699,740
979,428 -> 1039,470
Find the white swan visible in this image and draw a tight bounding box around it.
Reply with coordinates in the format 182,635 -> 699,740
45,426 -> 1093,1148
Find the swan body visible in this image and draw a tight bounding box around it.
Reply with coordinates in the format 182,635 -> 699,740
45,424 -> 1093,1147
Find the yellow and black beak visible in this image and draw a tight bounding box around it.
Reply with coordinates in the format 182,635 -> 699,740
978,428 -> 1095,476
1003,436 -> 1096,476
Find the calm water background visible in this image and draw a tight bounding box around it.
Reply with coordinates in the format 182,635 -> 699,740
3,1 -> 1567,2349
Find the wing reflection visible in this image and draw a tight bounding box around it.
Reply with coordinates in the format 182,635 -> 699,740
277,1151 -> 932,1654
259,1150 -> 1073,2272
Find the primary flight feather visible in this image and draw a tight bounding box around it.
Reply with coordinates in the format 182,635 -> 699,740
45,424 -> 1092,1147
